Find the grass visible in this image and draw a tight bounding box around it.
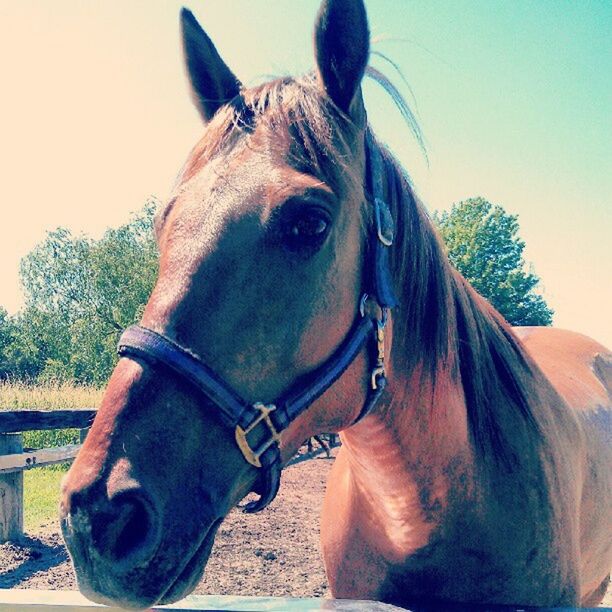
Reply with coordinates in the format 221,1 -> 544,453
0,379 -> 102,410
0,380 -> 103,530
24,466 -> 67,530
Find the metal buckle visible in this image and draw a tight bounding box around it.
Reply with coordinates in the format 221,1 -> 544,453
371,318 -> 387,390
371,365 -> 385,390
359,293 -> 369,317
235,402 -> 281,468
360,294 -> 388,325
374,197 -> 394,247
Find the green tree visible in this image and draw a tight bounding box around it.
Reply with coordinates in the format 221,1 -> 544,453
434,197 -> 553,326
0,307 -> 44,380
0,307 -> 14,377
15,201 -> 159,383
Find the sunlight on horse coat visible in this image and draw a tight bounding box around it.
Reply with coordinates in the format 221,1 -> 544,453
60,1 -> 611,608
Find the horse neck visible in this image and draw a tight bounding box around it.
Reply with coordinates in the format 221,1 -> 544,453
344,148 -> 476,505
335,145 -> 565,555
340,355 -> 474,554
339,221 -> 545,558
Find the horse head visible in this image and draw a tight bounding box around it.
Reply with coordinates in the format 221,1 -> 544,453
60,0 -> 392,607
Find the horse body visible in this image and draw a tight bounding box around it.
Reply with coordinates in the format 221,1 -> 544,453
59,1 -> 611,608
322,324 -> 611,608
517,327 -> 611,605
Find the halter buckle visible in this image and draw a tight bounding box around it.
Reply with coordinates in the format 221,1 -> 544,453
371,365 -> 386,390
360,294 -> 388,325
235,402 -> 281,468
374,197 -> 394,246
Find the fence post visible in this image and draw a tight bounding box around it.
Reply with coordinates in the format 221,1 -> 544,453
79,428 -> 89,444
0,432 -> 24,542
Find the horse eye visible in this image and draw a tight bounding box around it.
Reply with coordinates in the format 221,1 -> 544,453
290,216 -> 328,237
283,209 -> 331,252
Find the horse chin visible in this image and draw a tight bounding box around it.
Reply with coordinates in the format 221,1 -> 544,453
68,516 -> 223,610
157,517 -> 223,605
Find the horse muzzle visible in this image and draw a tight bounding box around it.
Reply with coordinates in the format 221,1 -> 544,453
60,464 -> 223,609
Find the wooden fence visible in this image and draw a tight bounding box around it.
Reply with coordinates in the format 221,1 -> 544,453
0,410 -> 339,543
0,408 -> 96,542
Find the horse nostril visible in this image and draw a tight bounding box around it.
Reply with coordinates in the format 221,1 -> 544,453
91,492 -> 160,567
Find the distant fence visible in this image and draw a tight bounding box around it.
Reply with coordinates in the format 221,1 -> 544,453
0,408 -> 96,542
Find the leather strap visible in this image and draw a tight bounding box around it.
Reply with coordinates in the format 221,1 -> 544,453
117,326 -> 249,429
117,315 -> 377,512
366,129 -> 398,309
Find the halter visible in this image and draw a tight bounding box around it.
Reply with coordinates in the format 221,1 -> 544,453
117,130 -> 397,512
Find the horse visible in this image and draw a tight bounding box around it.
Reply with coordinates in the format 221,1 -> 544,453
59,0 -> 611,609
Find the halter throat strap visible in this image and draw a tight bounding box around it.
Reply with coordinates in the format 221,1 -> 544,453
116,130 -> 396,512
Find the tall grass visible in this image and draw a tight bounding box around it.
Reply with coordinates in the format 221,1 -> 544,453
0,381 -> 103,529
0,379 -> 102,410
0,380 -> 102,449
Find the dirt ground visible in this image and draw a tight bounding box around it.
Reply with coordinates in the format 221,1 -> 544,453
1,448 -> 610,608
0,448 -> 335,598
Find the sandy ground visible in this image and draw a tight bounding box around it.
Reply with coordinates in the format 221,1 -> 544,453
1,448 -> 610,607
0,448 -> 334,598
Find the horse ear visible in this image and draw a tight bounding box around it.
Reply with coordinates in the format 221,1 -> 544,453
314,0 -> 369,121
180,8 -> 241,122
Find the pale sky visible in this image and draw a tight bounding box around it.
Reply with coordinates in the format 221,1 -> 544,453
1,1 -> 610,348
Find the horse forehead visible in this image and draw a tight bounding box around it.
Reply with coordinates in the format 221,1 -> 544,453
184,148 -> 271,203
164,155 -> 266,241
176,143 -> 332,222
159,147 -> 333,269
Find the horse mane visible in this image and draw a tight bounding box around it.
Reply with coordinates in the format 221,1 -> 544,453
186,71 -> 545,469
365,80 -> 545,469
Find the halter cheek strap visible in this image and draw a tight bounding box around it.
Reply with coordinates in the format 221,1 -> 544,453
366,129 -> 398,311
116,130 -> 396,512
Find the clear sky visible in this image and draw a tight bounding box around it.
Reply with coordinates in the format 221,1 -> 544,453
1,1 -> 610,348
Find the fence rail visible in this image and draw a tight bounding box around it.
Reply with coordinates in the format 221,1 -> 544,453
0,408 -> 96,542
0,408 -> 96,433
0,589 -> 406,611
0,409 -> 337,543
0,443 -> 83,474
0,589 -> 594,611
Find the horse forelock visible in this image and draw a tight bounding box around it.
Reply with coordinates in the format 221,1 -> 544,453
177,75 -> 363,197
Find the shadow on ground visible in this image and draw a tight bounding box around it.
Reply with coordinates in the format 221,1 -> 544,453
0,530 -> 72,589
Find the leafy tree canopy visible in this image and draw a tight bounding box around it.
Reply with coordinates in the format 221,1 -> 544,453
5,201 -> 158,383
434,197 -> 553,326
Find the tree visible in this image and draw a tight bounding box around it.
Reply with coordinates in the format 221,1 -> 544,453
0,307 -> 44,380
14,201 -> 159,383
434,197 -> 553,326
0,307 -> 14,377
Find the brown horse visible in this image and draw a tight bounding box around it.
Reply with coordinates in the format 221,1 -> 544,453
60,0 -> 611,609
